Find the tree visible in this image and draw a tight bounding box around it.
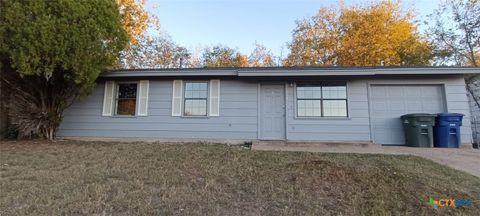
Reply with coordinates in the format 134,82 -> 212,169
249,42 -> 276,67
284,7 -> 340,66
202,45 -> 249,67
428,0 -> 480,110
121,33 -> 191,68
117,0 -> 154,45
0,0 -> 128,139
428,0 -> 479,67
284,1 -> 432,66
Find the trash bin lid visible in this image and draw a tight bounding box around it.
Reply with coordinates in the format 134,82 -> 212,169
401,113 -> 437,118
437,113 -> 464,117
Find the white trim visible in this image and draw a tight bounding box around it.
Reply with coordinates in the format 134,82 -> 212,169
257,83 -> 261,139
209,79 -> 220,116
113,81 -> 139,116
172,80 -> 183,116
102,81 -> 115,116
293,82 -> 349,118
285,82 -> 290,140
258,83 -> 287,140
137,80 -> 149,116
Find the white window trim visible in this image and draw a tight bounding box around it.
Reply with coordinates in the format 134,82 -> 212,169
137,80 -> 149,116
294,82 -> 349,119
209,79 -> 220,117
182,80 -> 209,117
114,81 -> 139,117
172,80 -> 183,116
102,81 -> 115,116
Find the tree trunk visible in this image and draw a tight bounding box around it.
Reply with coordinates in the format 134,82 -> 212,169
0,75 -> 8,139
1,67 -> 76,140
466,75 -> 480,110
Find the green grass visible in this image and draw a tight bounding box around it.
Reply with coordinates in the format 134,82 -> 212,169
0,140 -> 479,215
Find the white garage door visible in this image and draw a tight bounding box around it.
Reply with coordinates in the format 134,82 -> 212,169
370,85 -> 446,145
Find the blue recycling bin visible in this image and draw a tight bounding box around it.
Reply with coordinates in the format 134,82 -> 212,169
434,113 -> 464,148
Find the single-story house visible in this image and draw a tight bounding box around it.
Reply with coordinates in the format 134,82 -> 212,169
58,67 -> 480,147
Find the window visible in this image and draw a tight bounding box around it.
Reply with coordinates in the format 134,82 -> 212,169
184,81 -> 208,116
115,83 -> 137,116
296,83 -> 347,117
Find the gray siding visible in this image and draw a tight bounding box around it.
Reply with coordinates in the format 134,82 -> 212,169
58,80 -> 259,139
59,75 -> 473,145
286,80 -> 371,141
285,76 -> 472,144
442,77 -> 474,144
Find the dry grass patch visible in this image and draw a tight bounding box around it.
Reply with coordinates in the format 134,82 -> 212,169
0,140 -> 479,215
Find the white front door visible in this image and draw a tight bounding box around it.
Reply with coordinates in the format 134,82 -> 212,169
260,84 -> 286,140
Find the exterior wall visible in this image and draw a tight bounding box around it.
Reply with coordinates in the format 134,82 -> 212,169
58,80 -> 258,139
59,75 -> 473,145
441,76 -> 474,145
285,75 -> 473,145
285,80 -> 371,141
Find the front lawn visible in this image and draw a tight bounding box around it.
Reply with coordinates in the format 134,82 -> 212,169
0,140 -> 479,215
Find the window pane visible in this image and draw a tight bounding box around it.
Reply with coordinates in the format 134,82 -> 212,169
118,83 -> 137,99
185,82 -> 208,99
323,100 -> 347,117
185,83 -> 193,91
185,90 -> 193,98
198,88 -> 208,98
297,86 -> 321,99
199,83 -> 208,91
322,86 -> 346,99
117,99 -> 136,115
116,83 -> 137,115
184,99 -> 207,116
297,99 -> 321,117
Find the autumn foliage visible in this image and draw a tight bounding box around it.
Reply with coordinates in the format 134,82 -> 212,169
117,0 -> 151,45
284,1 -> 432,66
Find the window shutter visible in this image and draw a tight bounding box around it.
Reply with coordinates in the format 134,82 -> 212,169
209,79 -> 220,116
137,80 -> 149,116
102,81 -> 115,116
172,80 -> 183,116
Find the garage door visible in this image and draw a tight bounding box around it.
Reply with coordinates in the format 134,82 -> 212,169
370,85 -> 446,145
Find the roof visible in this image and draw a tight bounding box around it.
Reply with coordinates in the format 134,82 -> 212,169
101,66 -> 480,78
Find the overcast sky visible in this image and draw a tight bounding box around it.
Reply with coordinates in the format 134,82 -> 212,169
147,0 -> 442,56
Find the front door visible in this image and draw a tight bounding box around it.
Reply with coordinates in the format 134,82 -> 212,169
260,84 -> 286,140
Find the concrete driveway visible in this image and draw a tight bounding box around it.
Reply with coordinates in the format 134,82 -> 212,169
253,143 -> 480,178
390,147 -> 480,178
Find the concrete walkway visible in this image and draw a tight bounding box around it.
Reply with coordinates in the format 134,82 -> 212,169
253,143 -> 480,178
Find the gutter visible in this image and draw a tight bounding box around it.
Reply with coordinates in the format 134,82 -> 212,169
100,67 -> 480,78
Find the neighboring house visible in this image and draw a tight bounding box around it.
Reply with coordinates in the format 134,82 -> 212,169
57,67 -> 479,146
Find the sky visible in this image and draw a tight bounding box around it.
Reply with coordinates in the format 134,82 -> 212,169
147,0 -> 442,57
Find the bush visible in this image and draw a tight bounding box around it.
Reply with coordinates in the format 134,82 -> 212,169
1,125 -> 19,139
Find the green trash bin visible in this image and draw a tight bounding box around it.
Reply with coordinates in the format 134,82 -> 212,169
400,113 -> 436,147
